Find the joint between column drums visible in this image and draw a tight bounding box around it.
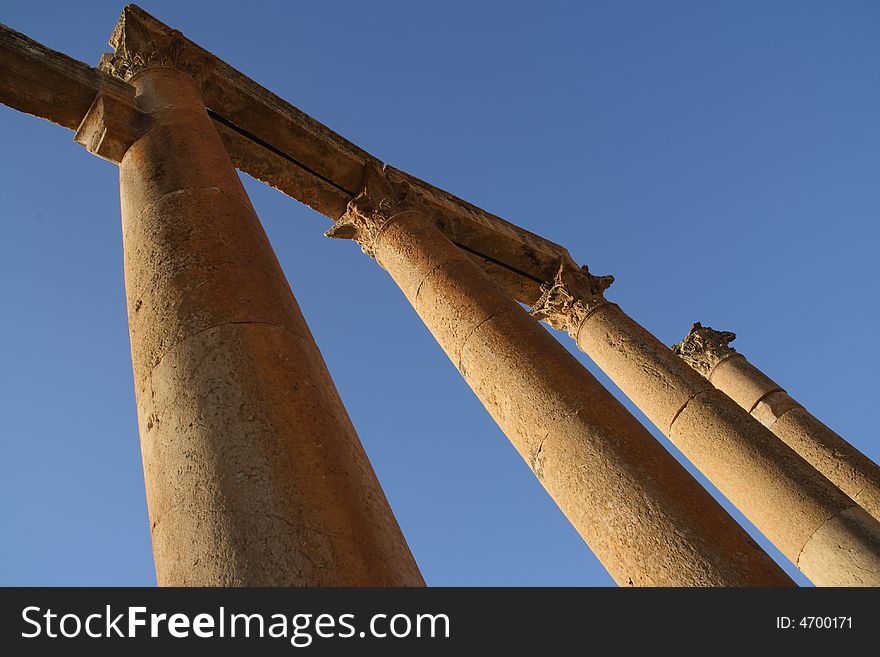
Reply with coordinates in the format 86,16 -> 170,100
373,209 -> 429,255
147,319 -> 312,375
128,185 -> 254,229
456,307 -> 519,373
746,386 -> 787,415
794,504 -> 858,570
413,259 -> 458,306
706,352 -> 746,382
574,300 -> 617,339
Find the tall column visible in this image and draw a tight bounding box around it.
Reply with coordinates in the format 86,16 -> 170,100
94,44 -> 422,585
327,167 -> 792,586
673,323 -> 880,522
532,262 -> 880,586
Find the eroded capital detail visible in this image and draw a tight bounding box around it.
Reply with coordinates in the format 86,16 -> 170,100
530,260 -> 615,337
326,165 -> 420,258
99,27 -> 208,83
671,322 -> 738,376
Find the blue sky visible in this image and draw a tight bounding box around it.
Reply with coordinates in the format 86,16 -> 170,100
1,1 -> 877,586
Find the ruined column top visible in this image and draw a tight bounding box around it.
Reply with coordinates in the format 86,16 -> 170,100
671,322 -> 739,377
529,260 -> 615,338
98,9 -> 210,85
325,165 -> 425,259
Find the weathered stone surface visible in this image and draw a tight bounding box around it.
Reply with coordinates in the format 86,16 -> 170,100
327,171 -> 792,586
708,350 -> 783,413
535,267 -> 880,585
773,407 -> 880,520
142,323 -> 420,585
669,392 -> 841,558
118,62 -> 422,586
73,92 -> 148,162
676,324 -> 880,524
100,27 -> 210,85
530,260 -> 614,335
672,322 -> 738,377
750,389 -> 800,427
573,302 -> 710,431
326,165 -> 420,259
798,506 -> 880,586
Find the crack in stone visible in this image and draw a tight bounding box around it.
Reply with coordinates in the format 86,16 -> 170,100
165,506 -> 346,541
528,404 -> 588,479
457,307 -> 517,373
413,258 -> 460,306
667,389 -> 711,434
530,436 -> 547,478
795,504 -> 859,570
149,320 -> 311,375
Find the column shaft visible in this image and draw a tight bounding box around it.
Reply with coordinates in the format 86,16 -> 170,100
327,171 -> 793,586
117,66 -> 422,585
532,263 -> 880,586
674,323 -> 880,522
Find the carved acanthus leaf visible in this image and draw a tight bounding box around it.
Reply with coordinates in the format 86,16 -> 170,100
530,260 -> 614,337
671,322 -> 737,376
99,30 -> 207,83
325,165 -> 418,258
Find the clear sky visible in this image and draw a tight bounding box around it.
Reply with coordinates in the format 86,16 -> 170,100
1,1 -> 877,586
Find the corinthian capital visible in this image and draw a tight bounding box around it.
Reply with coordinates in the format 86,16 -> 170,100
530,260 -> 614,337
671,322 -> 738,376
98,19 -> 207,83
325,164 -> 419,258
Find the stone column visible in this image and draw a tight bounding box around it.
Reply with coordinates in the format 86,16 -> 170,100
532,262 -> 880,586
94,44 -> 422,585
326,167 -> 792,587
673,323 -> 880,523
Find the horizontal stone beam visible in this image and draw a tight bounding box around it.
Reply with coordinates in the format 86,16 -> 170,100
1,6 -> 574,303
0,23 -> 134,131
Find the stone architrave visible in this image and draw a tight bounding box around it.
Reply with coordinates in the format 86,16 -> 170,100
531,262 -> 880,586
